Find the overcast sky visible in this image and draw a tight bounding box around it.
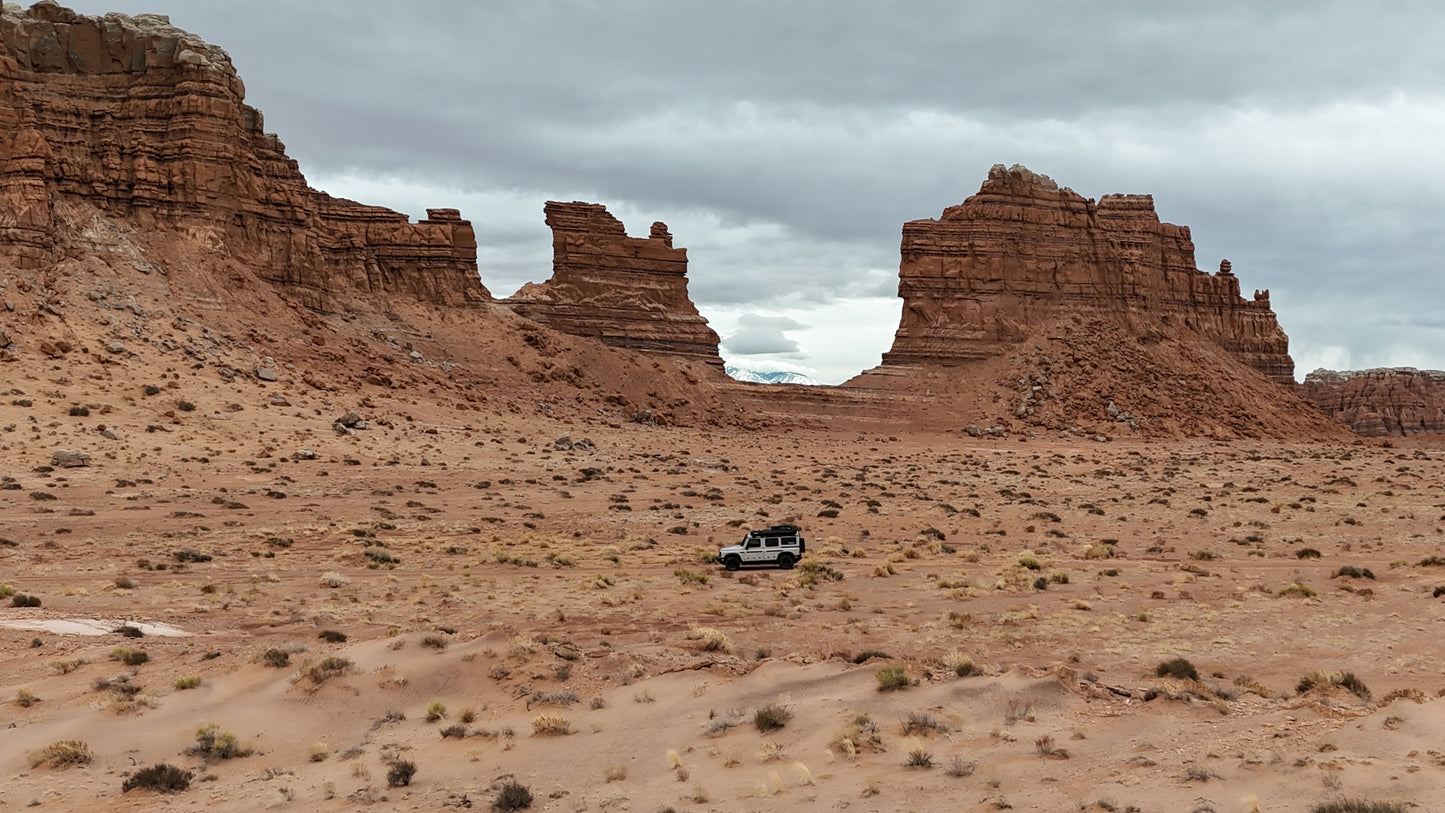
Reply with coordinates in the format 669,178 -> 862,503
60,1 -> 1445,383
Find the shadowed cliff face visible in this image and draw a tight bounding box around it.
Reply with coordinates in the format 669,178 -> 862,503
1300,368 -> 1445,436
878,163 -> 1295,384
505,201 -> 723,367
0,1 -> 488,311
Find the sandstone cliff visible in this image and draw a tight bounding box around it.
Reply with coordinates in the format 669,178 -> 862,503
506,202 -> 723,367
0,2 -> 487,311
877,164 -> 1294,384
1299,368 -> 1445,436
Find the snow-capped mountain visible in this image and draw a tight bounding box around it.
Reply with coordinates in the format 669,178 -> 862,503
724,366 -> 821,386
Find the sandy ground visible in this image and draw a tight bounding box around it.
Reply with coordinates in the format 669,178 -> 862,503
3,359 -> 1445,813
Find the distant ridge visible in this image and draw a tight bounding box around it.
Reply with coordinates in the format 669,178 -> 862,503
725,366 -> 821,386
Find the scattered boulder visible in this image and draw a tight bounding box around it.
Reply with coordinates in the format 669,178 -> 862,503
554,434 -> 573,451
51,449 -> 91,468
293,449 -> 318,461
256,366 -> 277,382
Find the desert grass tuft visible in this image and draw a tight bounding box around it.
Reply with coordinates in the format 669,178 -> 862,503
901,710 -> 950,736
186,723 -> 250,760
110,647 -> 149,666
1308,801 -> 1406,813
29,740 -> 92,768
1297,671 -> 1371,701
425,700 -> 447,722
876,664 -> 910,691
904,737 -> 934,768
531,713 -> 572,736
754,704 -> 792,732
686,626 -> 731,652
303,656 -> 352,685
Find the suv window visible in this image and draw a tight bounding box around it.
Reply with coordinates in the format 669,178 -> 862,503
765,539 -> 778,547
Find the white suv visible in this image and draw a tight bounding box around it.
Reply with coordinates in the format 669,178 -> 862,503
716,525 -> 806,571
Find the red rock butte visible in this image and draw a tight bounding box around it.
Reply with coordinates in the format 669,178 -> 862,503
876,164 -> 1294,384
506,202 -> 723,367
0,1 -> 488,312
1300,368 -> 1445,437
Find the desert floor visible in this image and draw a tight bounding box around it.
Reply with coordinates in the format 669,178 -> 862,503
3,370 -> 1445,812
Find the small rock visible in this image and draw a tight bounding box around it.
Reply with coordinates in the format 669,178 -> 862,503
352,420 -> 370,430
0,329 -> 9,347
100,428 -> 118,440
573,438 -> 594,451
337,411 -> 362,427
293,449 -> 318,461
106,342 -> 125,354
333,422 -> 355,436
256,366 -> 277,382
269,393 -> 290,407
554,434 -> 573,451
966,424 -> 982,437
51,449 -> 91,468
408,350 -> 423,361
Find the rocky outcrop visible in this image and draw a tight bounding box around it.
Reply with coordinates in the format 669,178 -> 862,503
0,2 -> 487,310
1299,368 -> 1445,436
506,202 -> 722,366
877,164 -> 1294,383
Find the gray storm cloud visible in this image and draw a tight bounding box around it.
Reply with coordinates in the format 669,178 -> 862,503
58,0 -> 1445,379
722,314 -> 809,357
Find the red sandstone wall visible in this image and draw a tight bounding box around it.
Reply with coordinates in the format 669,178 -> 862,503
880,164 -> 1294,384
0,2 -> 488,311
506,201 -> 722,366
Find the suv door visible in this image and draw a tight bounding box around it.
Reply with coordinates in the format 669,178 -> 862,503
742,536 -> 766,564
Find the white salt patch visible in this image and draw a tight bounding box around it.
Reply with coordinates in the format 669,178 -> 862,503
0,618 -> 190,637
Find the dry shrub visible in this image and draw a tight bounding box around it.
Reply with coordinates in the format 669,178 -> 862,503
30,740 -> 92,768
303,656 -> 352,685
686,626 -> 732,653
754,704 -> 792,732
386,759 -> 416,787
186,724 -> 250,760
876,665 -> 910,691
122,763 -> 192,793
531,713 -> 571,736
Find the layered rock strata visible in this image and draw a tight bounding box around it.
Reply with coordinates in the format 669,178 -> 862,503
0,2 -> 487,310
506,202 -> 722,366
1299,368 -> 1445,436
878,164 -> 1294,383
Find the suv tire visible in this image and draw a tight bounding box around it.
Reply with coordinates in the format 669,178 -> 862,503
723,554 -> 741,571
776,553 -> 794,570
